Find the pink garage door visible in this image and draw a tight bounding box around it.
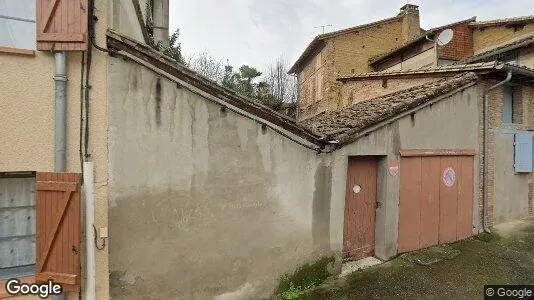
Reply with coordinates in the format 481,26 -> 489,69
398,151 -> 474,253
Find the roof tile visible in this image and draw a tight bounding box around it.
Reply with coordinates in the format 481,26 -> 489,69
300,72 -> 479,144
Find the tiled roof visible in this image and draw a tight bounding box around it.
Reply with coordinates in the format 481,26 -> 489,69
288,15 -> 404,74
469,15 -> 534,27
300,73 -> 479,144
105,31 -> 325,149
338,61 -> 499,80
369,17 -> 476,66
461,35 -> 534,64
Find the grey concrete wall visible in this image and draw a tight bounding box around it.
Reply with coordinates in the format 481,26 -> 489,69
493,132 -> 531,224
330,86 -> 481,259
109,0 -> 148,43
107,57 -> 333,299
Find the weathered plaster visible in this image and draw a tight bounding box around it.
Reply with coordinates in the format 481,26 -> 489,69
493,133 -> 531,224
107,59 -> 331,299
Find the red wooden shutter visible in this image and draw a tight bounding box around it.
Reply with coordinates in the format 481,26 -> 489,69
36,0 -> 88,51
35,172 -> 81,292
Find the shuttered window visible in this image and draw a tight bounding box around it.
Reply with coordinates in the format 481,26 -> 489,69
36,0 -> 88,51
0,173 -> 36,279
0,0 -> 36,50
515,133 -> 534,173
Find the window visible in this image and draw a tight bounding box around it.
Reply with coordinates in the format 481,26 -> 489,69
503,85 -> 523,124
0,0 -> 36,50
0,173 -> 36,279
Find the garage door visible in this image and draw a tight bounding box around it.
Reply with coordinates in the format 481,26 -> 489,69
398,151 -> 474,253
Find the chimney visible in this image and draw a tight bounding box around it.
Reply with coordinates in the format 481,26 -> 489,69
152,0 -> 170,47
400,4 -> 420,42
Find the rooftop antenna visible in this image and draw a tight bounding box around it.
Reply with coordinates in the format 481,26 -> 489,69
426,28 -> 454,67
315,24 -> 332,34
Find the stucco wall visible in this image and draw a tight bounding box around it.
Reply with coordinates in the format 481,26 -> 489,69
0,0 -> 109,298
107,57 -> 332,299
383,46 -> 435,71
109,0 -> 148,43
330,86 -> 480,259
339,77 -> 441,108
493,133 -> 531,224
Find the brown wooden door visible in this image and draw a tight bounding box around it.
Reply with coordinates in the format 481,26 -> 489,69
343,156 -> 377,261
398,154 -> 474,253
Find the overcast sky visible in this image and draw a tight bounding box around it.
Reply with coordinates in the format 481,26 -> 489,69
169,0 -> 533,71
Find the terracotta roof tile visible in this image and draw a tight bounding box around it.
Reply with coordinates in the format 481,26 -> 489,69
300,72 -> 479,144
339,61 -> 498,80
461,35 -> 534,64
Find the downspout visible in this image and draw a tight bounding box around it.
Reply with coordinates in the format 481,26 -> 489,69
482,70 -> 512,233
84,161 -> 96,300
54,53 -> 68,300
54,52 -> 67,172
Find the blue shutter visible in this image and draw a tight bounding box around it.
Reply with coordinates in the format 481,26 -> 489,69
514,133 -> 533,172
503,86 -> 513,124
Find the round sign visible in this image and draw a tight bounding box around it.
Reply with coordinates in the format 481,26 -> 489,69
443,167 -> 456,187
388,161 -> 399,177
353,185 -> 362,194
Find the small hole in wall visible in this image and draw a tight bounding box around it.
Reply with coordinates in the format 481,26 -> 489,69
220,106 -> 227,117
362,45 -> 365,48
382,79 -> 388,88
395,38 -> 398,41
261,124 -> 267,134
351,69 -> 355,73
410,113 -> 416,125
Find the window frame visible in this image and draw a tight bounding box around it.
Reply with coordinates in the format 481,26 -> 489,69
0,172 -> 37,281
0,0 -> 37,54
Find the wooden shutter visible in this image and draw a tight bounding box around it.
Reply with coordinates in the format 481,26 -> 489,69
36,0 -> 88,51
515,133 -> 534,173
35,172 -> 81,292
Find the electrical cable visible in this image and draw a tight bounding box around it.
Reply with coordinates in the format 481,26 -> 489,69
93,224 -> 107,250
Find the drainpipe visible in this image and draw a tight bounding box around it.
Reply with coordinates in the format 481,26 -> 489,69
54,52 -> 67,172
53,53 -> 67,300
482,70 -> 512,233
84,161 -> 96,300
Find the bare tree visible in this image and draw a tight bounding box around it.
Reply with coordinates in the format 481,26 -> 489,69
185,51 -> 226,84
263,57 -> 297,104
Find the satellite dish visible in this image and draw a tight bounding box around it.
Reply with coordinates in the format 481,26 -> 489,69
436,29 -> 454,46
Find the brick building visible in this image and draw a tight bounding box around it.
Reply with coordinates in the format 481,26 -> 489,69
289,4 -> 421,120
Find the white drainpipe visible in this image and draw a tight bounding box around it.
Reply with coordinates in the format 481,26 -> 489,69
84,161 -> 96,300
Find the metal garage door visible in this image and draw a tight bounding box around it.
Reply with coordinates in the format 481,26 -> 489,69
398,151 -> 474,253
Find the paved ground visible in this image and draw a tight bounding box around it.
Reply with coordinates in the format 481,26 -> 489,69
302,219 -> 534,300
